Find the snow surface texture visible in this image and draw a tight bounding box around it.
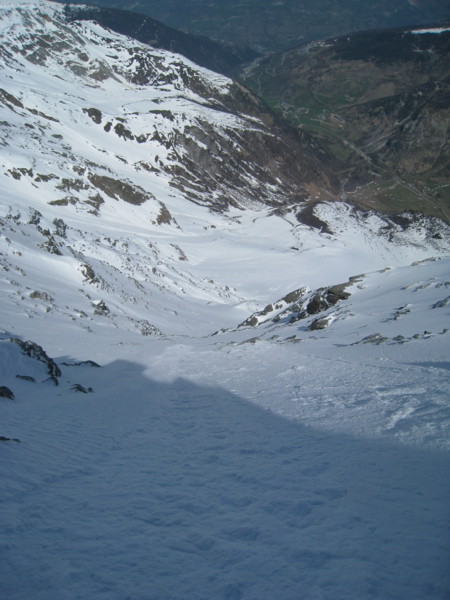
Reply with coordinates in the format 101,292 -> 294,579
1,2 -> 449,599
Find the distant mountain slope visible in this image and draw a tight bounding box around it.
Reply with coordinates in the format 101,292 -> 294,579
240,24 -> 450,220
63,4 -> 259,75
54,0 -> 450,54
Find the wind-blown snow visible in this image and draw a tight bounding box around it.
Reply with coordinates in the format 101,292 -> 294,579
1,2 -> 449,599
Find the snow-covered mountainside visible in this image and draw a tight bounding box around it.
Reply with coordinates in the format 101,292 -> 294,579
1,2 -> 449,599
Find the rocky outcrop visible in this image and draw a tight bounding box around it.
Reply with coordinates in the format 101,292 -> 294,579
0,386 -> 14,400
10,338 -> 61,383
238,278 -> 357,330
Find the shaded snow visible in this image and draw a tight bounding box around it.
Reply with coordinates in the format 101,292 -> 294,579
1,359 -> 449,600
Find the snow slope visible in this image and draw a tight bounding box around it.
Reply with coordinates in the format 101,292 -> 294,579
0,2 -> 449,599
1,355 -> 449,600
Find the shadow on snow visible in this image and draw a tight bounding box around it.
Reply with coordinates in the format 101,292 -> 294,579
1,359 -> 449,600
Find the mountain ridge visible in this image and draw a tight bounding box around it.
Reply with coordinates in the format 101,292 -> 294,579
62,3 -> 259,75
52,0 -> 450,55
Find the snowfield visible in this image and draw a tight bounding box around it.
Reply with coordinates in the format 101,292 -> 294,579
0,2 -> 449,599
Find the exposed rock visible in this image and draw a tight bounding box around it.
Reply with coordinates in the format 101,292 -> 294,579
71,384 -> 93,393
243,316 -> 259,328
354,333 -> 390,345
34,173 -> 59,183
171,244 -> 187,261
306,286 -> 351,315
30,290 -> 54,302
432,296 -> 450,309
83,107 -> 102,124
238,337 -> 261,345
281,288 -> 307,304
114,122 -> 134,141
284,335 -> 302,343
92,299 -> 110,316
156,203 -> 174,226
81,263 -> 97,283
28,209 -> 42,225
306,293 -> 330,316
37,228 -> 63,255
9,338 -> 61,380
392,335 -> 408,344
0,436 -> 21,443
56,177 -> 87,193
0,386 -> 14,400
48,198 -> 72,207
0,88 -> 24,109
88,173 -> 150,205
139,321 -> 164,337
8,167 -> 33,180
85,193 -> 104,214
64,4 -> 258,76
61,360 -> 101,367
238,279 -> 353,329
43,237 -> 63,255
391,305 -> 411,320
309,316 -> 332,331
16,375 -> 36,382
53,218 -> 67,238
297,205 -> 333,234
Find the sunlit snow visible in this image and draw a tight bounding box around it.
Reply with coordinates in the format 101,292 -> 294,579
410,27 -> 450,34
